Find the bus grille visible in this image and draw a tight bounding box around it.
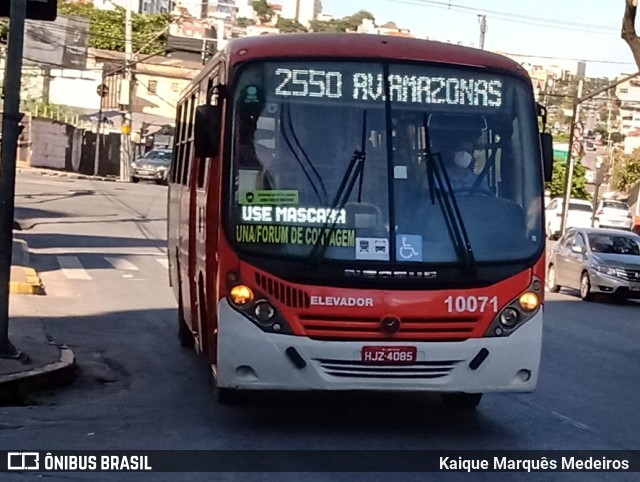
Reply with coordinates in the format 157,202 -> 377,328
298,315 -> 479,341
254,273 -> 310,308
314,358 -> 461,379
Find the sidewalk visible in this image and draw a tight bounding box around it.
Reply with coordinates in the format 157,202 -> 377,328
16,164 -> 118,182
0,237 -> 75,405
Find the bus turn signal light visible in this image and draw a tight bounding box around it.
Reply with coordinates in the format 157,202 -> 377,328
519,292 -> 539,312
230,285 -> 254,306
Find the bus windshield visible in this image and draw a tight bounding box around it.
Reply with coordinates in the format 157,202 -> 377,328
228,61 -> 543,265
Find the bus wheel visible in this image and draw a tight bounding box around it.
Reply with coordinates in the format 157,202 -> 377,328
547,265 -> 561,293
441,392 -> 483,409
216,387 -> 242,405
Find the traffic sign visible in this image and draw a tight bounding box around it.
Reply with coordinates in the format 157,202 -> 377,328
571,141 -> 584,158
0,0 -> 57,21
96,84 -> 110,98
573,122 -> 584,140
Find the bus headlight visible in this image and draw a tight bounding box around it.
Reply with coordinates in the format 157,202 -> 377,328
500,307 -> 520,327
519,292 -> 539,312
254,300 -> 276,325
230,285 -> 254,306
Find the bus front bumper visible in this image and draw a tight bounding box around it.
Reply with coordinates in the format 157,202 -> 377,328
216,299 -> 542,393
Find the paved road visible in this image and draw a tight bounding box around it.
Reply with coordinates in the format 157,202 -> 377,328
3,172 -> 640,481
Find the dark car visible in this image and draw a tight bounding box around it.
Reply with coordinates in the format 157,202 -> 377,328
547,227 -> 640,301
131,149 -> 172,184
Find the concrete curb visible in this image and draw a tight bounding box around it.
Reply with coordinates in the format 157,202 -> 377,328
10,239 -> 46,295
0,347 -> 75,405
17,167 -> 118,182
9,267 -> 46,295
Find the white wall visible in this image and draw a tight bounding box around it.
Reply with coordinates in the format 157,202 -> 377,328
49,69 -> 102,111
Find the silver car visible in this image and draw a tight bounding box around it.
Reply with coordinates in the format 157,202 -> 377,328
131,149 -> 172,185
547,228 -> 640,301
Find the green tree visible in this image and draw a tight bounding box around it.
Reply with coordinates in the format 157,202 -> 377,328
610,132 -> 625,143
58,1 -> 171,54
0,20 -> 7,44
276,18 -> 308,33
341,10 -> 375,31
546,158 -> 591,199
252,0 -> 274,24
310,9 -> 375,32
309,18 -> 346,32
612,148 -> 640,192
236,17 -> 255,29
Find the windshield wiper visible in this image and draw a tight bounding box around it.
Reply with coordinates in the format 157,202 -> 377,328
305,110 -> 368,268
422,115 -> 477,276
281,102 -> 328,204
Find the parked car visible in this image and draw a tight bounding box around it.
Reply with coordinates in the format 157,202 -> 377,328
131,149 -> 172,184
593,199 -> 633,230
545,197 -> 593,239
547,228 -> 640,301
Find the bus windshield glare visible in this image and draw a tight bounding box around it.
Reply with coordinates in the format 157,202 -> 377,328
229,61 -> 543,265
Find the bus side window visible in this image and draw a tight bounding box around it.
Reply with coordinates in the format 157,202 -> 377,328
182,94 -> 197,185
197,76 -> 224,189
171,104 -> 183,184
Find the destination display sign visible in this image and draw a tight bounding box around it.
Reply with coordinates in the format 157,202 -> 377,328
266,64 -> 503,109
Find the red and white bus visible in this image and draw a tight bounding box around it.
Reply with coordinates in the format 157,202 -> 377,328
167,34 -> 554,408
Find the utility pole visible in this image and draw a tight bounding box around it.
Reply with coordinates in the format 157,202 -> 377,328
560,76 -> 585,237
94,70 -> 105,177
119,0 -> 133,182
0,0 -> 27,359
477,14 -> 487,50
559,70 -> 640,237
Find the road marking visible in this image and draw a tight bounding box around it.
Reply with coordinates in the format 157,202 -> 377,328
551,411 -> 591,431
156,258 -> 169,269
104,257 -> 139,271
57,256 -> 92,280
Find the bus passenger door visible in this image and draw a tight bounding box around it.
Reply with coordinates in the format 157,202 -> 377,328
193,156 -> 208,354
178,95 -> 198,342
194,74 -> 224,361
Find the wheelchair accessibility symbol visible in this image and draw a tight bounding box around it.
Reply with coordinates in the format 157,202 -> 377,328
396,235 -> 422,261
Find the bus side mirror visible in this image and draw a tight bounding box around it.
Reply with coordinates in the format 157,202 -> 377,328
194,105 -> 222,158
541,132 -> 553,183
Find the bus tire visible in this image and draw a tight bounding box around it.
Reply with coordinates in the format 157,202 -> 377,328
216,387 -> 242,405
547,265 -> 561,293
441,392 -> 483,409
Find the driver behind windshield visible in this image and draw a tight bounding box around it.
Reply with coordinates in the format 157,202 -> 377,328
442,139 -> 479,190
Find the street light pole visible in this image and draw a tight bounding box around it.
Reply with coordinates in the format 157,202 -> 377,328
0,0 -> 27,358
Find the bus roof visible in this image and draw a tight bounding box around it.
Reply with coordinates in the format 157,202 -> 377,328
224,33 -> 530,80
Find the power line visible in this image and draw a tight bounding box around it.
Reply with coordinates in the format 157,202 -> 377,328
388,0 -> 618,34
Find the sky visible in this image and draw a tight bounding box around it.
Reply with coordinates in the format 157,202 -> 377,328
320,0 -> 638,79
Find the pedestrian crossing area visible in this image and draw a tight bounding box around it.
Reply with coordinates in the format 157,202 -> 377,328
52,254 -> 169,281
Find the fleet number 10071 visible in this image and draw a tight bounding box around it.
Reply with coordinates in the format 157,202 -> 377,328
445,295 -> 498,313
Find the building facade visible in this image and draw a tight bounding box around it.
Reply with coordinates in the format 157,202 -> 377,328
90,0 -> 172,14
280,0 -> 322,26
616,76 -> 640,136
